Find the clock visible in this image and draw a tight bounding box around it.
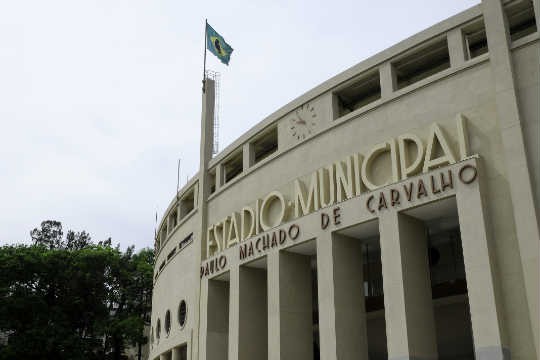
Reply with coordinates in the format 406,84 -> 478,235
288,103 -> 317,141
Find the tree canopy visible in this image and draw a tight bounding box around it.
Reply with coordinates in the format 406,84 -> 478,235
0,220 -> 153,360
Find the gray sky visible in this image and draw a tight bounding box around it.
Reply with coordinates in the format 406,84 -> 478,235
0,0 -> 479,250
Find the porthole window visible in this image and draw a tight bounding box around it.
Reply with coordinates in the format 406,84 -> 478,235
156,318 -> 161,341
178,300 -> 187,328
165,310 -> 171,336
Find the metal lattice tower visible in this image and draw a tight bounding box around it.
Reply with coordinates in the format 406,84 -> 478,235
205,70 -> 221,156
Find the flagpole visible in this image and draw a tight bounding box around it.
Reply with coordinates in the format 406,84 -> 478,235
203,19 -> 208,93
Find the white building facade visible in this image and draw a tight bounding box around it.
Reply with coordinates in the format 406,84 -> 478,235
149,1 -> 539,359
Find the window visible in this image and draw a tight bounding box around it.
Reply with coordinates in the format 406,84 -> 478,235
165,310 -> 171,336
463,19 -> 488,59
208,169 -> 217,194
180,189 -> 195,218
179,233 -> 193,251
334,71 -> 381,118
178,300 -> 187,328
169,209 -> 178,230
223,151 -> 243,183
167,247 -> 176,261
505,0 -> 537,42
156,319 -> 161,341
394,37 -> 450,89
160,224 -> 168,244
252,127 -> 278,164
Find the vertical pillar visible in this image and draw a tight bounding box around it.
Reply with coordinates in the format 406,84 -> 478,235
316,232 -> 337,360
317,232 -> 369,360
379,62 -> 396,99
457,177 -> 508,359
194,78 -> 216,360
379,212 -> 437,360
215,164 -> 224,190
238,266 -> 268,360
267,252 -> 280,360
171,347 -> 180,360
482,0 -> 539,355
228,267 -> 239,360
447,27 -> 467,66
243,143 -> 254,171
267,251 -> 313,360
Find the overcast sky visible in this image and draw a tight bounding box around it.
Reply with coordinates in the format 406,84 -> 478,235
1,0 -> 480,250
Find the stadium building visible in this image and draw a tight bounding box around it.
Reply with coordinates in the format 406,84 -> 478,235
149,1 -> 539,359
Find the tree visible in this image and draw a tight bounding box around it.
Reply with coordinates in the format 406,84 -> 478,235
30,220 -> 63,249
0,221 -> 153,360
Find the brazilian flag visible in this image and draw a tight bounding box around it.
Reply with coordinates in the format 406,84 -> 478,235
206,23 -> 233,65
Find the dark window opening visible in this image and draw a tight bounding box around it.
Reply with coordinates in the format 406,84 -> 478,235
165,310 -> 171,336
427,227 -> 467,299
159,260 -> 166,272
209,170 -> 216,194
156,319 -> 161,341
167,247 -> 176,261
161,224 -> 168,243
253,127 -> 278,164
169,209 -> 178,230
334,72 -> 381,118
223,151 -> 243,183
506,0 -> 537,41
363,242 -> 384,313
180,189 -> 195,218
178,300 -> 187,328
464,20 -> 489,59
179,233 -> 193,250
394,38 -> 450,90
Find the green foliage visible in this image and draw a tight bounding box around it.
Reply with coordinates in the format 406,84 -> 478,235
0,221 -> 154,360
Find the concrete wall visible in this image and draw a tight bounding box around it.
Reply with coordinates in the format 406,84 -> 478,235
149,2 -> 539,359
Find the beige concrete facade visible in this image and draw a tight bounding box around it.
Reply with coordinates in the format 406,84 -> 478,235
149,1 -> 539,359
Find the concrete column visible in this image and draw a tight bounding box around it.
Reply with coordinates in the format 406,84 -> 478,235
243,143 -> 254,170
193,77 -> 216,360
316,232 -> 337,360
171,347 -> 180,360
267,251 -> 313,360
379,212 -> 437,360
215,165 -> 224,190
317,231 -> 369,360
206,279 -> 229,360
238,266 -> 268,360
456,180 -> 508,359
447,27 -> 467,66
379,62 -> 396,99
228,267 -> 239,360
267,252 -> 280,360
482,0 -> 539,355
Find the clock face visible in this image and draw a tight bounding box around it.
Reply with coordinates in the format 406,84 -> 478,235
288,103 -> 317,141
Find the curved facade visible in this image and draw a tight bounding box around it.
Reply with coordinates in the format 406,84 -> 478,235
149,1 -> 539,359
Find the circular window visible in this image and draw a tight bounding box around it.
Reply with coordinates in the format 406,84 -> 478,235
156,318 -> 161,341
165,310 -> 171,336
178,300 -> 187,328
